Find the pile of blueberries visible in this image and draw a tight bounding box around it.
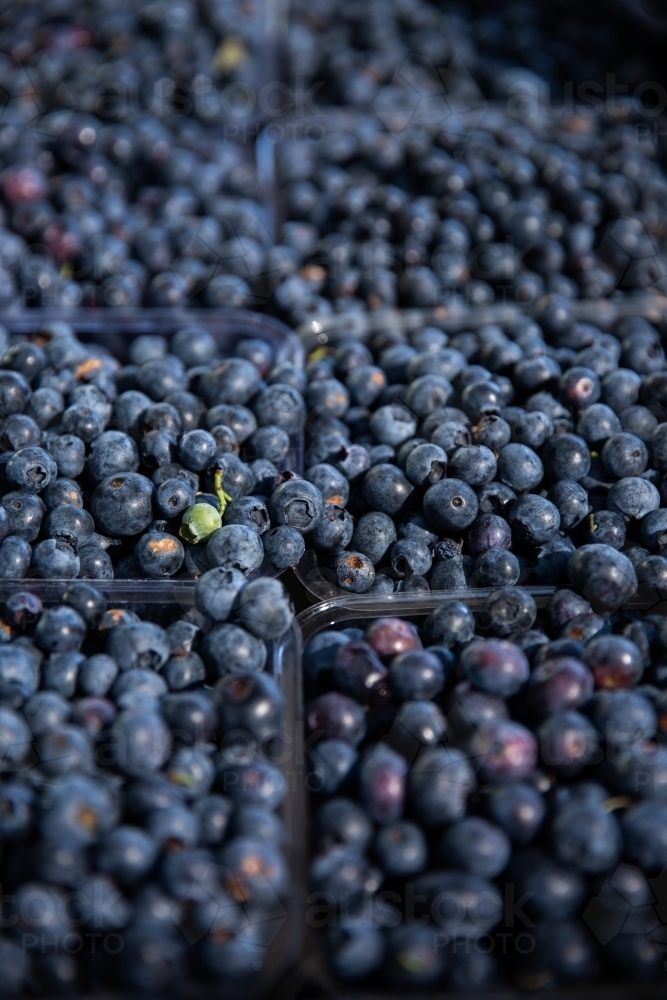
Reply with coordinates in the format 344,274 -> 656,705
0,0 -> 275,309
0,576 -> 295,994
0,320 -> 313,580
287,0 -> 661,114
272,93 -> 667,329
300,304 -> 667,608
305,596 -> 667,988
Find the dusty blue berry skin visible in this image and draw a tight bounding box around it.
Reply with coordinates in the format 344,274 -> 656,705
363,464 -> 415,517
312,505 -> 354,550
32,539 -> 80,579
205,524 -> 265,574
222,495 -> 271,534
305,463 -> 350,504
235,578 -> 295,639
262,526 -> 305,570
194,567 -> 247,622
86,431 -> 139,482
155,478 -> 196,520
269,479 -> 324,533
91,472 -> 154,536
508,494 -> 561,546
423,478 -> 478,533
335,551 -> 376,593
6,446 -> 57,491
547,480 -> 589,530
136,531 -> 185,578
0,536 -> 31,578
607,477 -> 660,522
202,623 -> 267,677
498,443 -> 544,491
567,544 -> 638,613
351,513 -> 397,565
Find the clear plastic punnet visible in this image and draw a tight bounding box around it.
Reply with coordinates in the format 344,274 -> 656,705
0,308 -> 304,583
290,291 -> 667,604
292,590 -> 667,998
0,580 -> 306,1000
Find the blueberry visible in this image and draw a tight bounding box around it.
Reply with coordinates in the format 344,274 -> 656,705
43,478 -> 84,510
334,551 -> 376,592
155,479 -> 195,520
43,773 -> 118,845
515,920 -> 601,987
607,477 -> 660,521
45,434 -> 86,478
77,654 -> 118,698
525,656 -> 593,715
194,567 -> 246,622
171,326 -> 217,367
106,622 -> 170,672
34,605 -> 86,653
410,746 -> 475,825
253,383 -> 306,434
363,463 -> 415,516
460,638 -> 529,697
305,463 -> 350,506
310,739 -> 358,794
44,502 -> 93,546
307,692 -> 366,746
269,478 -> 324,532
193,794 -> 233,845
262,525 -> 305,569
218,758 -> 286,811
6,445 -> 57,491
567,544 -> 637,612
78,544 -> 114,580
312,504 -> 355,550
622,801 -> 667,873
350,512 -> 397,564
359,743 -> 408,825
374,820 -> 427,877
423,478 -> 479,532
387,649 -> 444,701
509,849 -> 586,921
91,472 -> 154,536
235,578 -> 294,639
590,690 -> 657,748
538,710 -> 600,775
438,817 -> 510,879
602,432 -> 648,478
485,782 -> 546,844
0,779 -> 34,839
0,536 -> 32,578
315,797 -> 373,853
542,433 -> 591,483
85,430 -> 139,482
333,640 -> 389,705
583,635 -> 644,689
581,510 -> 627,549
466,513 -> 512,555
215,671 -> 285,745
508,494 -> 560,546
202,623 -> 267,677
552,796 -> 623,873
497,442 -> 543,491
205,524 -> 264,574
5,591 -> 42,628
478,587 -> 536,637
110,708 -> 171,777
473,547 -> 520,587
205,404 -> 257,442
